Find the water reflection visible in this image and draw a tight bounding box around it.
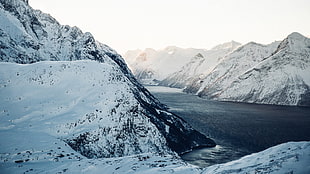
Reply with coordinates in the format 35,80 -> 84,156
181,145 -> 249,168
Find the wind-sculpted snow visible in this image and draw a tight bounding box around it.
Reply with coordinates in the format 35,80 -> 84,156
0,0 -> 215,160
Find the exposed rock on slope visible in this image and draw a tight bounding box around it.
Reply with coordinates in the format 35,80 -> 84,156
185,41 -> 280,95
0,0 -> 215,159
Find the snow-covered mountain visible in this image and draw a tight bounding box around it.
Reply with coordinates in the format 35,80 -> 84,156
124,42 -> 240,85
186,32 -> 310,106
160,41 -> 241,88
123,45 -> 230,84
184,41 -> 280,96
0,0 -> 215,162
123,46 -> 204,84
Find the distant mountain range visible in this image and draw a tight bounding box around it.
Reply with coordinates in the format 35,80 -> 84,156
124,42 -> 240,85
124,33 -> 310,106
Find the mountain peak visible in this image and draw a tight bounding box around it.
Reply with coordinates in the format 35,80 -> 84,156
287,32 -> 306,40
163,46 -> 180,53
211,41 -> 241,51
274,32 -> 310,54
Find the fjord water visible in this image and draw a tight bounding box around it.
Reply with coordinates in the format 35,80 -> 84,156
146,86 -> 310,168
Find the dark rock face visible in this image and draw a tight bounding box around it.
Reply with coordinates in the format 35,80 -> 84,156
109,54 -> 216,154
136,95 -> 216,154
0,0 -> 215,157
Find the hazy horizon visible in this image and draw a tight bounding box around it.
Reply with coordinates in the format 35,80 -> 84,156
30,0 -> 310,54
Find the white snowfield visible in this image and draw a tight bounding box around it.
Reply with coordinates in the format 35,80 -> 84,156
0,61 -> 309,174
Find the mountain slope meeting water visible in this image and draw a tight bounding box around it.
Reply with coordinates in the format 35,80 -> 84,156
126,32 -> 310,106
183,33 -> 310,106
210,32 -> 310,106
0,0 -> 215,162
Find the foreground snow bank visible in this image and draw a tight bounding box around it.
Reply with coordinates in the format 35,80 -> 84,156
0,129 -> 199,174
203,141 -> 310,174
1,132 -> 309,174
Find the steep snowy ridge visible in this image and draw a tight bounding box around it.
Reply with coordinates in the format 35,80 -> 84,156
0,61 -> 170,158
195,33 -> 310,106
0,0 -> 215,161
160,41 -> 241,88
160,53 -> 206,88
0,0 -> 120,65
185,41 -> 280,96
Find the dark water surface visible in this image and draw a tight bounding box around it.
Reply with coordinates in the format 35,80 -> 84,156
146,86 -> 310,167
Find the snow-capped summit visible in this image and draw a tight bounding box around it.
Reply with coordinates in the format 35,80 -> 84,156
211,41 -> 241,51
275,32 -> 310,55
288,32 -> 306,39
0,0 -> 215,161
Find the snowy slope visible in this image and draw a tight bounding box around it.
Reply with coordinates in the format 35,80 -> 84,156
189,32 -> 310,106
0,61 -> 170,158
0,124 -> 200,174
160,41 -> 241,88
202,141 -> 310,174
0,0 -> 216,159
185,41 -> 279,95
1,130 -> 309,174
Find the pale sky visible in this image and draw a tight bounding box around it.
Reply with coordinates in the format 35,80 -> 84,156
29,0 -> 310,54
